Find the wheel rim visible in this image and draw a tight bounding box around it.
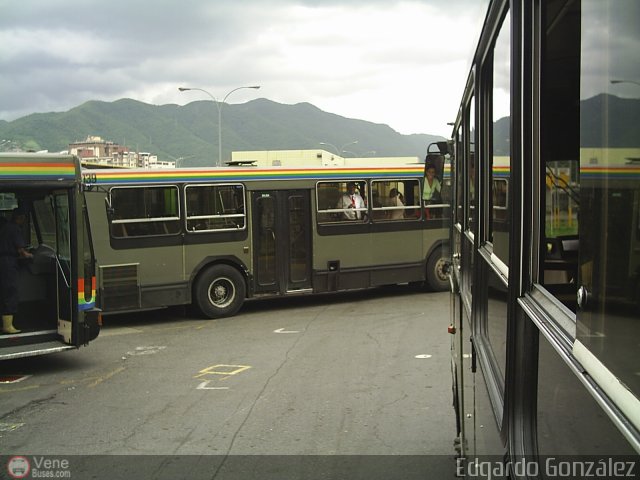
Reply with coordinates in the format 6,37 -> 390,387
435,257 -> 448,283
207,276 -> 236,309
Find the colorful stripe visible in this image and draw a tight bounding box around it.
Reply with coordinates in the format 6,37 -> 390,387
77,277 -> 96,311
89,166 -> 427,185
0,162 -> 77,180
580,166 -> 640,180
492,166 -> 510,178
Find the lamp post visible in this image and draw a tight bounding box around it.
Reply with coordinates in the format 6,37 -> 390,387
610,79 -> 640,87
179,85 -> 260,166
319,140 -> 359,157
343,150 -> 376,157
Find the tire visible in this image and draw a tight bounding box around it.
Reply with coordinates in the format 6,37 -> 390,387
426,246 -> 449,292
193,264 -> 246,319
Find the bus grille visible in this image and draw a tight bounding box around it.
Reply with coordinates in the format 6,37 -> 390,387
100,264 -> 140,311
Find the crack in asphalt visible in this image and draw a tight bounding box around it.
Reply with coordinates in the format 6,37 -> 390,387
209,306 -> 324,479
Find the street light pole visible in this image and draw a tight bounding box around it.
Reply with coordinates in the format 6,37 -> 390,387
179,85 -> 260,166
319,140 -> 359,157
611,79 -> 640,87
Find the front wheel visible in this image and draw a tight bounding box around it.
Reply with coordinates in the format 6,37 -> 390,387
426,247 -> 449,292
193,264 -> 246,319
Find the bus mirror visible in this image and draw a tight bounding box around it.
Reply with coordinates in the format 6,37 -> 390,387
436,141 -> 449,155
426,141 -> 450,156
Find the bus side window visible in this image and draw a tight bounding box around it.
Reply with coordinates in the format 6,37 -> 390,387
109,186 -> 180,237
185,184 -> 246,232
316,183 -> 342,223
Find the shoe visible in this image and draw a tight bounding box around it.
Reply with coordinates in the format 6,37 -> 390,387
2,315 -> 20,334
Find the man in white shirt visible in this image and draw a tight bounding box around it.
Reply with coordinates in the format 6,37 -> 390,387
338,182 -> 366,220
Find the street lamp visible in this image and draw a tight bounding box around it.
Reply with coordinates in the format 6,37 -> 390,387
610,79 -> 640,87
319,140 -> 359,157
179,85 -> 261,166
343,150 -> 376,157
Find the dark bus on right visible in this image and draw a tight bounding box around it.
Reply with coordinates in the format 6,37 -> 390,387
447,0 -> 640,474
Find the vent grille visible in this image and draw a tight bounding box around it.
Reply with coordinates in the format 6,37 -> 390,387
100,264 -> 140,310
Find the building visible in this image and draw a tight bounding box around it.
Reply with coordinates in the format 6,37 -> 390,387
231,149 -> 420,167
68,136 -> 174,169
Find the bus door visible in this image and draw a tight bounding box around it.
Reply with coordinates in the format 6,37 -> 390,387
52,192 -> 74,340
252,190 -> 312,295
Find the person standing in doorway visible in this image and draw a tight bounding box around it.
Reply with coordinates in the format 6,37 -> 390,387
0,207 -> 33,334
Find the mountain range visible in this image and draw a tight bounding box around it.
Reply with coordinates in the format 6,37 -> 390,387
0,98 -> 445,166
1,94 -> 636,166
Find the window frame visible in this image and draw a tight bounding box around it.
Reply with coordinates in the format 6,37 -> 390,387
184,183 -> 247,233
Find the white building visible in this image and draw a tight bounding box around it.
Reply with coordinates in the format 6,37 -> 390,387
231,149 -> 419,167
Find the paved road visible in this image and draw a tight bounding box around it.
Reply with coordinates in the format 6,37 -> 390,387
0,288 -> 455,479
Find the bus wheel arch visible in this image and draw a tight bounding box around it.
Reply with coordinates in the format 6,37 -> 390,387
425,244 -> 449,292
192,263 -> 246,319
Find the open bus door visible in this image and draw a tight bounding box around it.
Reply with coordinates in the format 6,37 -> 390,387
0,155 -> 100,360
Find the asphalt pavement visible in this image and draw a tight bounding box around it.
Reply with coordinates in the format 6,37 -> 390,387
0,287 -> 455,479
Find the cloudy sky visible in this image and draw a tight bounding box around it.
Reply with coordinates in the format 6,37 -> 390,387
0,0 -> 490,137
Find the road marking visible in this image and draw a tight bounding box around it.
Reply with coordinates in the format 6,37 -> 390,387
196,380 -> 229,390
60,366 -> 126,388
193,364 -> 251,390
193,364 -> 251,378
0,423 -> 24,433
415,354 -> 432,359
126,346 -> 166,356
0,385 -> 40,394
99,327 -> 144,337
274,328 -> 300,334
87,366 -> 126,388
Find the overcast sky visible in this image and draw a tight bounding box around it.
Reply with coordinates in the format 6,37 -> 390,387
0,0 -> 490,137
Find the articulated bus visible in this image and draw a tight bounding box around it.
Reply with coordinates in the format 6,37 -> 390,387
0,154 -> 100,360
448,0 -> 640,473
83,161 -> 451,319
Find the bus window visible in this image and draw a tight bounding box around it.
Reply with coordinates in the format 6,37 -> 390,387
489,9 -> 511,267
109,185 -> 180,237
370,179 -> 420,220
316,181 -> 368,223
185,184 -> 245,232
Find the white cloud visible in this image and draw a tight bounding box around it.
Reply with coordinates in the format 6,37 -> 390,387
0,0 -> 489,137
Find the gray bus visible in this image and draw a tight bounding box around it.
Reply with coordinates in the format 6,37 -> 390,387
447,0 -> 640,471
83,163 -> 450,318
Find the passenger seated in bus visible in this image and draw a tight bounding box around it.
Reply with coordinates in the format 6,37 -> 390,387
389,188 -> 405,220
337,182 -> 365,220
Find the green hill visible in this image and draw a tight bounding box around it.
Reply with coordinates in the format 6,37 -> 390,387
0,98 -> 445,166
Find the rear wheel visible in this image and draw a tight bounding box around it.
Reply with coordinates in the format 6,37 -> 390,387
193,264 -> 246,318
426,246 -> 449,291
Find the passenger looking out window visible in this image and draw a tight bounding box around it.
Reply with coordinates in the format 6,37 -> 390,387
338,182 -> 366,220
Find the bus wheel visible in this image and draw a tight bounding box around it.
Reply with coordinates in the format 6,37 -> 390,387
194,265 -> 246,318
426,247 -> 449,292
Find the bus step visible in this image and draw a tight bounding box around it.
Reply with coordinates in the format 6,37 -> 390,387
0,341 -> 75,360
0,330 -> 59,348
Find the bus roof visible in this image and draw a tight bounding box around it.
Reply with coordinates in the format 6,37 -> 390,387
84,164 -> 427,186
0,153 -> 80,182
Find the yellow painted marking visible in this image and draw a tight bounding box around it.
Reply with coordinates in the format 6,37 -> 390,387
156,325 -> 193,332
0,422 -> 25,432
87,366 -> 126,388
99,327 -> 144,337
193,364 -> 251,379
60,366 -> 126,388
0,385 -> 41,394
